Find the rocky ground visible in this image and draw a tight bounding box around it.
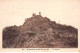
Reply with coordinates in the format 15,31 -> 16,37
2,14 -> 78,48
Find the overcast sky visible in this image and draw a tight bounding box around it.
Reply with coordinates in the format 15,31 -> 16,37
0,0 -> 80,29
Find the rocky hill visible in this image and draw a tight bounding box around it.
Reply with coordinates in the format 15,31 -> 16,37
3,13 -> 78,48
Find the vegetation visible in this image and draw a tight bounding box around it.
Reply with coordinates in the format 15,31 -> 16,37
3,14 -> 78,48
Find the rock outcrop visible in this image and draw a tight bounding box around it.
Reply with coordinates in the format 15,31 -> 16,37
3,14 -> 78,48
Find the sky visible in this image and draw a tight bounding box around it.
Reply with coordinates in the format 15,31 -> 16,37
0,0 -> 80,29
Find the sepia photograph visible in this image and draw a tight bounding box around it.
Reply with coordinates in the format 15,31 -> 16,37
0,0 -> 80,52
2,12 -> 78,48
